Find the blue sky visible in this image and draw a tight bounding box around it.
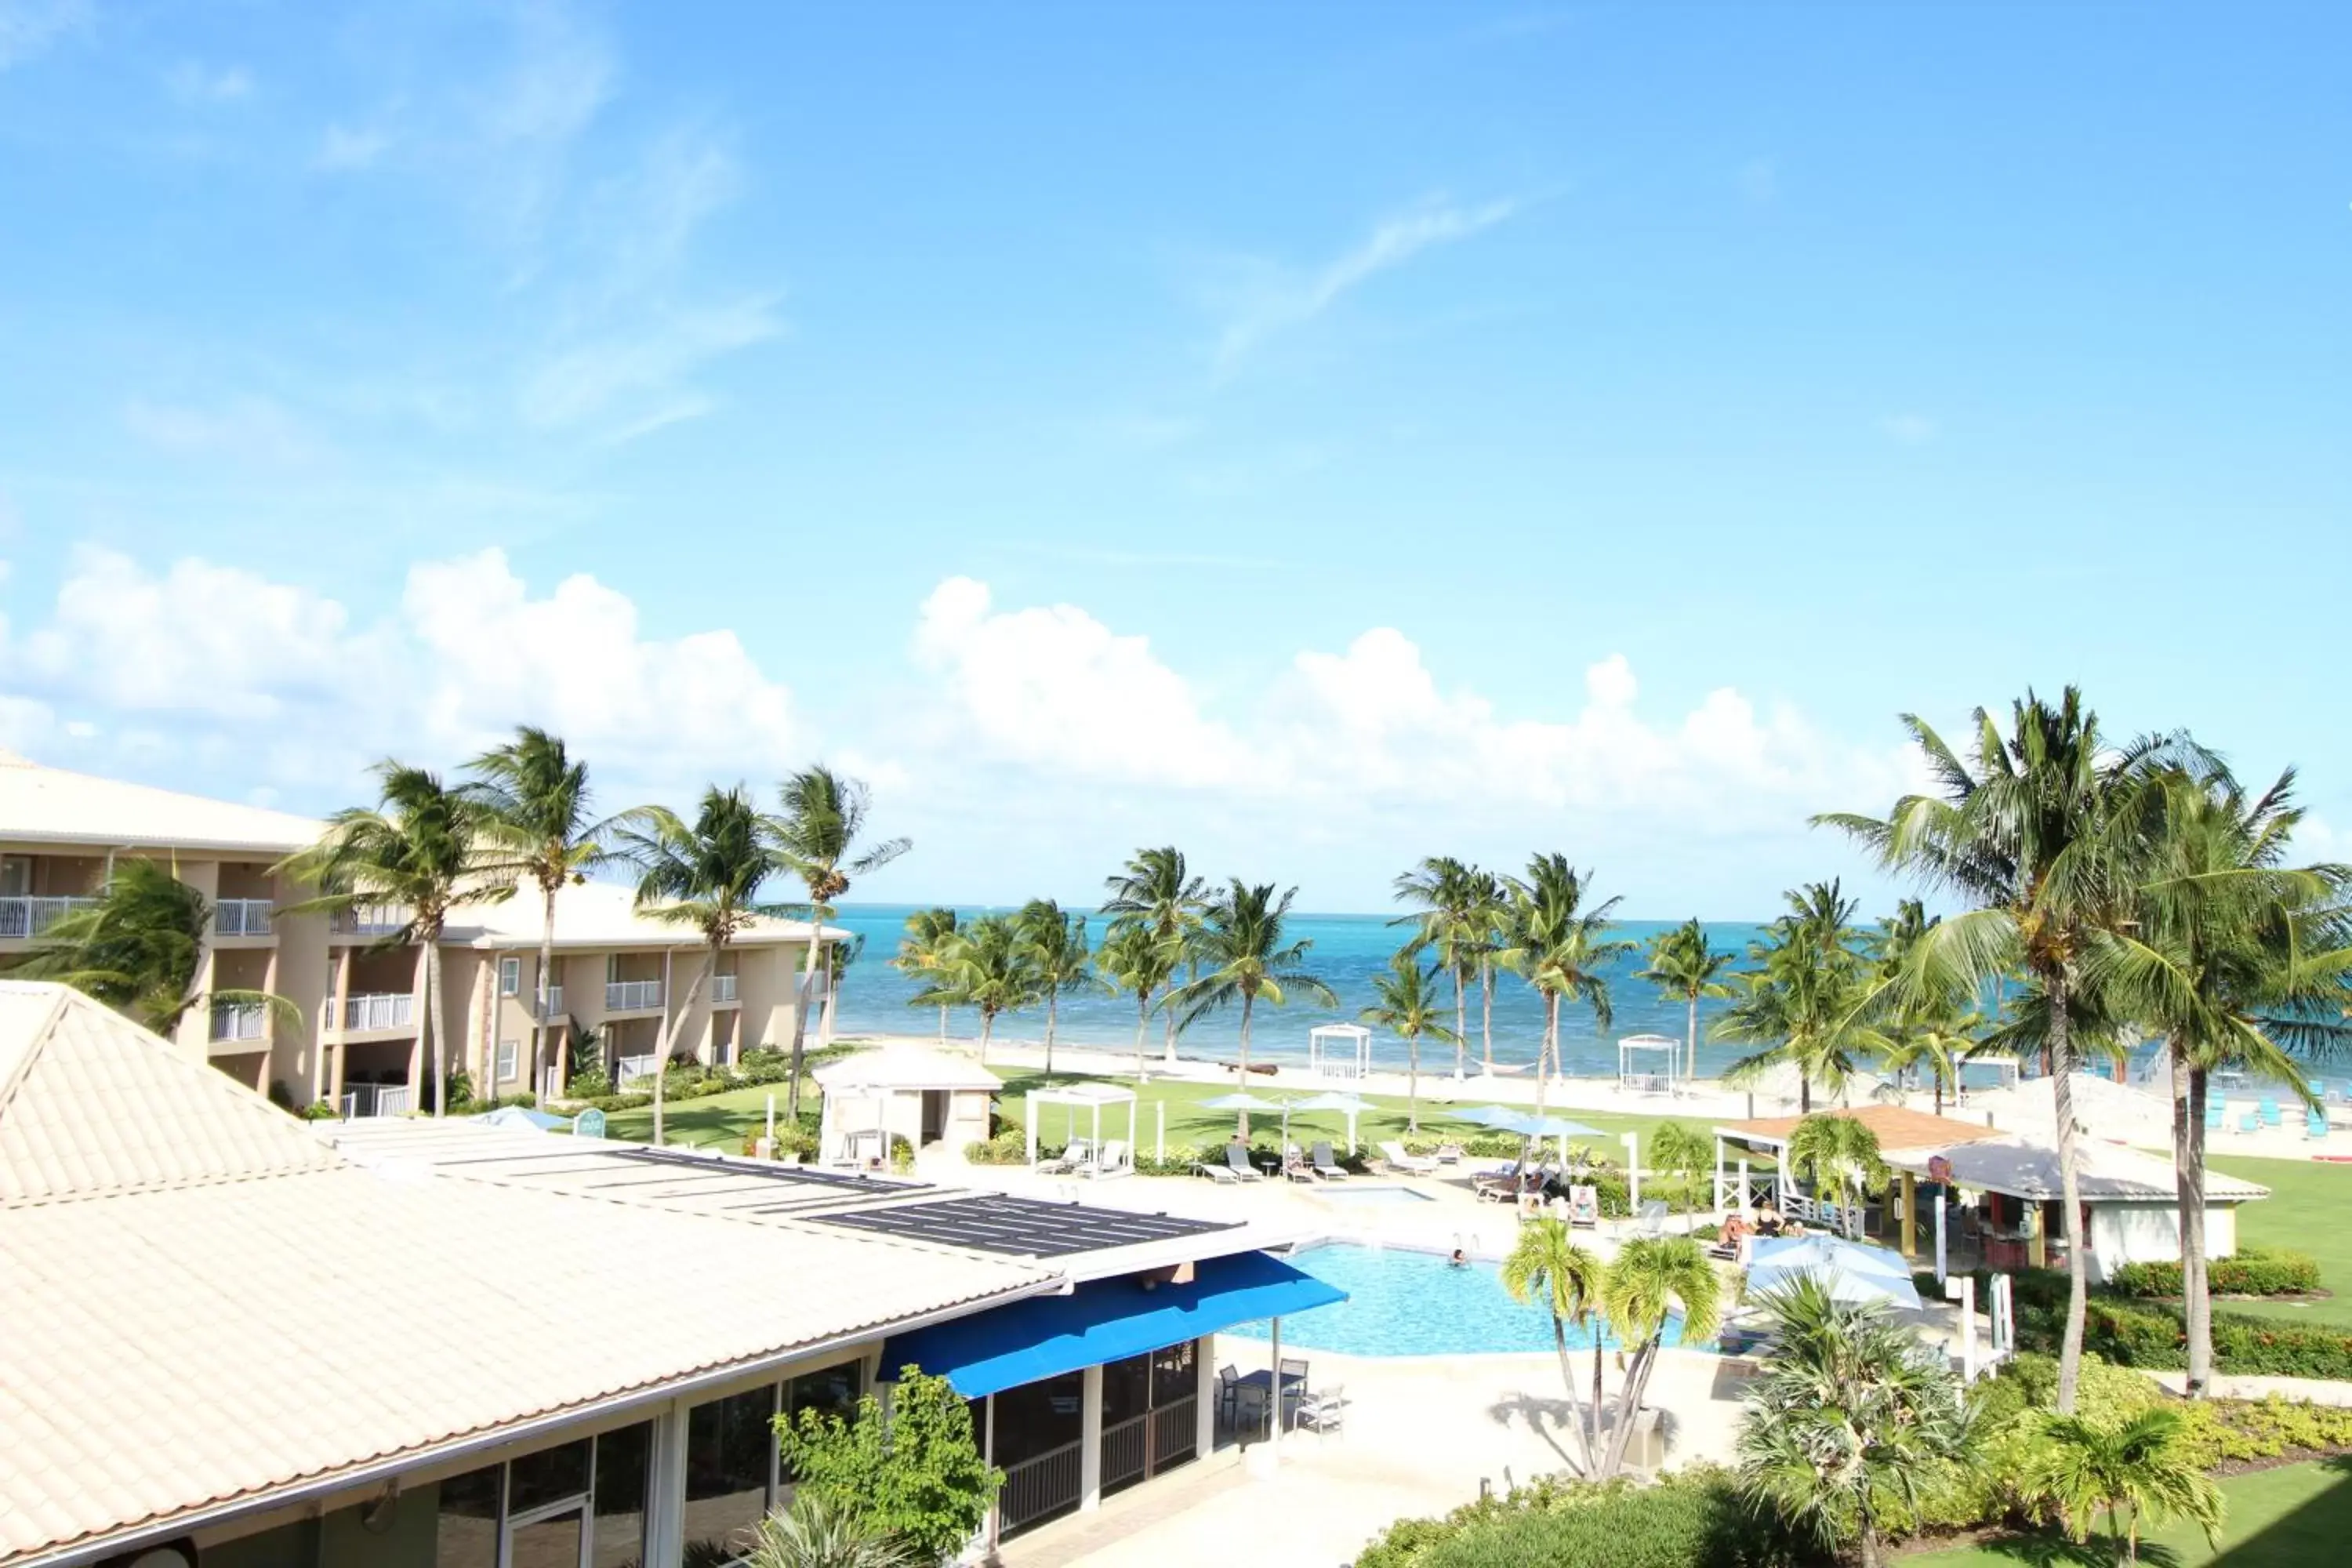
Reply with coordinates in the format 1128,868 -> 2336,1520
1,1 -> 2347,916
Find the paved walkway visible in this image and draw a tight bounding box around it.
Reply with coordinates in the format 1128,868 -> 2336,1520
2148,1370 -> 2352,1406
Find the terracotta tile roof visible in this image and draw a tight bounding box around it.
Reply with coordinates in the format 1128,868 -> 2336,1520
1719,1103 -> 2012,1153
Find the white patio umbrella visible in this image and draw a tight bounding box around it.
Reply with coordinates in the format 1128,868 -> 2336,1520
1202,1090 -> 1286,1142
1294,1090 -> 1373,1154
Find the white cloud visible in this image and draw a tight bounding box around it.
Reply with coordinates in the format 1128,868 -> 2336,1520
1210,194 -> 1521,368
519,295 -> 782,436
1879,412 -> 1938,445
166,60 -> 252,103
0,0 -> 87,71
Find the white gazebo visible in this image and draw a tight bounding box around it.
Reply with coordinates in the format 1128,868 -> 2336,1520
1308,1023 -> 1373,1083
1024,1081 -> 1139,1178
815,1044 -> 1000,1168
1617,1034 -> 1681,1095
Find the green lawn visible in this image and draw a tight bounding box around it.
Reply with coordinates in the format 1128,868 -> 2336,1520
604,1081 -> 816,1149
1904,1458 -> 2352,1566
2204,1155 -> 2352,1327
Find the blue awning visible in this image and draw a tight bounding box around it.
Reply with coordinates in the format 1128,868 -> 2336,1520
881,1252 -> 1345,1399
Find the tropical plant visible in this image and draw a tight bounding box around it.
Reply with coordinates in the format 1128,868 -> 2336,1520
1102,846 -> 1206,1068
1171,880 -> 1337,1137
1736,1276 -> 1975,1568
463,726 -> 627,1098
1818,688 -> 2184,1410
1782,1113 -> 1889,1240
1646,1121 -> 1711,1226
945,914 -> 1038,1060
741,1493 -> 914,1568
1096,918 -> 1178,1077
1499,1217 -> 1609,1476
22,858 -> 292,1036
1392,856 -> 1483,1079
774,1369 -> 999,1566
1494,855 -> 1632,1115
1360,949 -> 1460,1130
773,765 -> 909,1114
1015,898 -> 1099,1076
1865,900 -> 1981,1117
1599,1235 -> 1724,1479
1636,918 -> 1736,1083
613,786 -> 782,1144
1465,866 -> 1512,1074
1714,883 -> 1889,1114
2020,1406 -> 2224,1564
891,908 -> 962,1044
278,761 -> 509,1116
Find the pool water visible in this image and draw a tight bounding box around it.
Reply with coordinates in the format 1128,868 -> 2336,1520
1319,1185 -> 1438,1206
1232,1243 -> 1699,1358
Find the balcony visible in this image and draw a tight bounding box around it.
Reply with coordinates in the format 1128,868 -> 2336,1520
214,898 -> 275,938
330,904 -> 412,938
341,1083 -> 412,1118
605,979 -> 664,1012
210,1001 -> 268,1044
0,895 -> 99,939
339,993 -> 415,1032
711,974 -> 739,1004
533,985 -> 566,1019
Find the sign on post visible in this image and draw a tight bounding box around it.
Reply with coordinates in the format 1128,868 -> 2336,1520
573,1108 -> 607,1139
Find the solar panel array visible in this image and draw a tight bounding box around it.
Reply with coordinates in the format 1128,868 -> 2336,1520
811,1195 -> 1243,1258
610,1145 -> 931,1192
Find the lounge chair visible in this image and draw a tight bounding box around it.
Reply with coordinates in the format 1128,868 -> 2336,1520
2309,1109 -> 2330,1140
1472,1158 -> 1531,1203
1282,1144 -> 1316,1184
2239,1110 -> 2259,1134
1377,1141 -> 1439,1175
1087,1140 -> 1132,1177
1566,1185 -> 1601,1229
2205,1098 -> 2227,1131
1036,1138 -> 1093,1174
1309,1142 -> 1350,1181
1196,1156 -> 1239,1182
2260,1097 -> 2284,1128
1635,1199 -> 1669,1239
1432,1142 -> 1466,1164
1294,1382 -> 1347,1437
1221,1142 -> 1266,1181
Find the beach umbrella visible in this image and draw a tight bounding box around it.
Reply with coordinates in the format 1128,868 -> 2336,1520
1294,1091 -> 1373,1154
1515,1113 -> 1604,1163
1202,1091 -> 1286,1142
1454,1105 -> 1534,1130
1745,1234 -> 1922,1309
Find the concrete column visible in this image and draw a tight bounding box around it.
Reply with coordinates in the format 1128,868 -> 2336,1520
1898,1171 -> 1918,1257
1267,1318 -> 1283,1461
1079,1363 -> 1104,1511
1712,1137 -> 1724,1213
1194,1337 -> 1217,1458
642,1397 -> 689,1568
328,948 -> 352,1104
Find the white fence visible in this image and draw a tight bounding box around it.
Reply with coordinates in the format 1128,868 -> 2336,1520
606,980 -> 663,1011
341,1083 -> 413,1118
616,1054 -> 659,1089
0,895 -> 97,938
209,1002 -> 267,1043
340,993 -> 415,1030
331,904 -> 410,937
214,898 -> 274,936
535,986 -> 566,1018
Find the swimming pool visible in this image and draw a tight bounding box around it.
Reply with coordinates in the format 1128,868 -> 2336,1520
1318,1185 -> 1438,1207
1230,1243 -> 1700,1357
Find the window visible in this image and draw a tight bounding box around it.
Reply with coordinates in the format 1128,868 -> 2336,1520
428,1425 -> 647,1568
495,1040 -> 520,1083
592,1421 -> 652,1568
499,956 -> 521,996
685,1386 -> 778,1560
607,954 -> 622,983
434,1462 -> 502,1568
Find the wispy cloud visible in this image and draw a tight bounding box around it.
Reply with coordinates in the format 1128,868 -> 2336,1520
1209,194 -> 1523,368
0,0 -> 88,71
165,60 -> 252,104
519,296 -> 783,437
313,123 -> 393,172
122,397 -> 320,466
1878,412 -> 1938,445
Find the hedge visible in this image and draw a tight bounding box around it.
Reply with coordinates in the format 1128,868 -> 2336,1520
1976,1265 -> 2352,1380
2110,1247 -> 2321,1299
1354,1466 -> 1806,1568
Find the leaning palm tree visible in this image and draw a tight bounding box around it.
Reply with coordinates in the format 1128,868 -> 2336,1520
1500,1218 -> 1609,1476
23,858 -> 292,1038
613,786 -> 783,1145
1016,898 -> 1101,1076
1782,1112 -> 1890,1240
1715,884 -> 1891,1113
1392,856 -> 1482,1079
1360,949 -> 1458,1131
1494,855 -> 1632,1116
1818,689 -> 2183,1410
1597,1235 -> 1724,1479
1096,919 -> 1177,1077
890,908 -> 963,1044
773,766 -> 910,1118
2023,1406 -> 2225,1566
278,762 -> 508,1116
1465,866 -> 1512,1074
1635,918 -> 1735,1083
463,727 -> 627,1098
1171,880 -> 1337,1138
1102,846 -> 1207,1068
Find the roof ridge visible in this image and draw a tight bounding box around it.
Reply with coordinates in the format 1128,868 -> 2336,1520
0,987 -> 67,1127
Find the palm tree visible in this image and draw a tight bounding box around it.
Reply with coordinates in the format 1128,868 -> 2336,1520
1494,855 -> 1632,1115
1466,866 -> 1511,1074
1865,901 -> 1980,1116
1102,847 -> 1206,1069
1635,919 -> 1735,1083
1360,950 -> 1459,1131
613,786 -> 783,1145
1171,880 -> 1337,1138
1597,1235 -> 1724,1479
278,762 -> 507,1116
1818,688 -> 2181,1410
2024,1406 -> 2224,1565
1714,883 -> 1889,1114
891,908 -> 963,1044
1645,1120 -> 1711,1227
1737,1276 -> 1976,1568
773,766 -> 910,1117
463,726 -> 626,1098
1783,1112 -> 1890,1240
2097,764 -> 2352,1397
23,858 -> 292,1037
1499,1218 -> 1609,1476
1392,857 -> 1481,1079
1096,920 -> 1177,1077
1016,898 -> 1100,1076
945,914 -> 1037,1060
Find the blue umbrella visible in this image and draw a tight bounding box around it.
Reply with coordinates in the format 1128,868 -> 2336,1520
1745,1234 -> 1922,1309
1515,1114 -> 1603,1139
1454,1105 -> 1534,1130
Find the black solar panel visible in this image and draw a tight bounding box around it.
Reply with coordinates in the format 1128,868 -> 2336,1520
609,1147 -> 931,1193
811,1195 -> 1243,1258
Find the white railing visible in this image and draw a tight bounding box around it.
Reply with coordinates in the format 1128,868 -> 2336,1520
341,1083 -> 413,1118
616,1054 -> 659,1089
214,898 -> 274,937
0,895 -> 98,938
997,1439 -> 1083,1537
535,986 -> 565,1018
210,1002 -> 267,1043
340,993 -> 415,1031
331,904 -> 411,937
711,974 -> 738,1004
606,979 -> 663,1011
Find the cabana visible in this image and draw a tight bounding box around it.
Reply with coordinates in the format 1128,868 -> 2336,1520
1711,1105 -> 2008,1238
1617,1034 -> 1681,1095
815,1044 -> 1000,1168
1025,1080 -> 1140,1178
1308,1023 -> 1373,1082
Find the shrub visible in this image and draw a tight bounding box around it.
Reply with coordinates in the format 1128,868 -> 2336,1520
737,1047 -> 795,1085
962,1129 -> 1030,1165
565,1070 -> 613,1100
2175,1392 -> 2352,1468
1355,1465 -> 1802,1568
2111,1247 -> 2321,1299
775,1370 -> 996,1563
889,1134 -> 915,1174
298,1098 -> 341,1122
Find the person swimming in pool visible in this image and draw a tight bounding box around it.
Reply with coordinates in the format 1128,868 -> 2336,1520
1448,1247 -> 1468,1268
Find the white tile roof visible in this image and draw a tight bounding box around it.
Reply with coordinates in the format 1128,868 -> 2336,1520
815,1044 -> 1002,1092
0,985 -> 1050,1565
446,877 -> 841,951
0,751 -> 323,855
1886,1135 -> 2270,1203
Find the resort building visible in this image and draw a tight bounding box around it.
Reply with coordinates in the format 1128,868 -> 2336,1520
0,980 -> 1338,1567
0,751 -> 838,1111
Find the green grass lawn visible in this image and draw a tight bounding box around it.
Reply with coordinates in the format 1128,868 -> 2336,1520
2201,1154 -> 2352,1328
603,1081 -> 815,1149
1904,1457 -> 2352,1566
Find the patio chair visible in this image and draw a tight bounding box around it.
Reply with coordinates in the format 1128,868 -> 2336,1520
2238,1109 -> 2259,1134
1085,1140 -> 1132,1177
1221,1142 -> 1265,1181
1036,1138 -> 1094,1174
1377,1140 -> 1439,1175
2260,1097 -> 2284,1127
2205,1098 -> 2227,1131
1278,1358 -> 1310,1427
1566,1185 -> 1601,1229
1294,1383 -> 1347,1437
1432,1142 -> 1466,1164
2309,1109 -> 2330,1140
1282,1143 -> 1316,1184
1215,1364 -> 1240,1427
1309,1142 -> 1350,1181
1635,1199 -> 1669,1239
1195,1156 -> 1239,1182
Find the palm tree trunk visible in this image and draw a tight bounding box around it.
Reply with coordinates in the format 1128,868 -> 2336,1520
1236,990 -> 1254,1141
1552,1316 -> 1597,1477
1045,985 -> 1058,1076
1406,1032 -> 1420,1132
1599,1338 -> 1658,1478
535,883 -> 558,1099
1134,991 -> 1149,1079
426,938 -> 448,1116
1480,960 -> 1495,1074
1453,965 -> 1467,1079
1534,995 -> 1557,1118
2049,970 -> 2090,1414
2180,1062 -> 2213,1397
1163,989 -> 1179,1069
652,942 -> 719,1146
404,940 -> 430,1102
786,937 -> 823,1123
1857,1521 -> 1880,1568
1686,993 -> 1699,1084
1589,1335 -> 1606,1476
937,1000 -> 949,1044
979,1007 -> 994,1061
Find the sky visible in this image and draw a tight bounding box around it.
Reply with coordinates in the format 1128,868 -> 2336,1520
1,1 -> 2347,918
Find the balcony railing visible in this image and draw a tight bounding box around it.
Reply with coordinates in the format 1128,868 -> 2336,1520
209,1002 -> 267,1043
997,1438 -> 1083,1537
341,1083 -> 412,1118
214,898 -> 275,937
710,974 -> 739,1004
533,985 -> 565,1018
330,904 -> 411,938
605,979 -> 663,1011
339,993 -> 415,1031
0,895 -> 99,939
